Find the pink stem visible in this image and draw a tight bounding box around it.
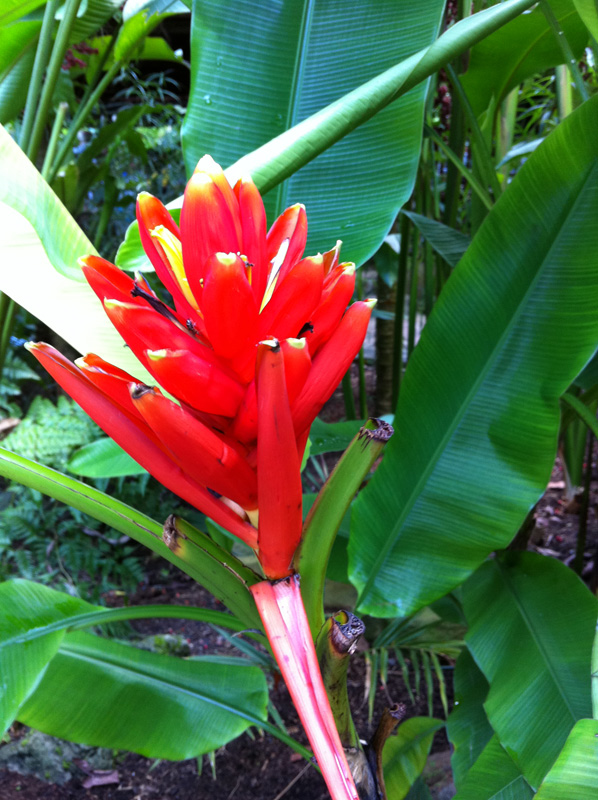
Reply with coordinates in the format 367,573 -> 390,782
251,575 -> 359,800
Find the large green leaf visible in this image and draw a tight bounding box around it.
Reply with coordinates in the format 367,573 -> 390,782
463,553 -> 597,789
0,580 -> 80,734
460,0 -> 589,123
452,735 -> 534,800
382,716 -> 443,800
349,96 -> 598,617
0,20 -> 40,124
67,437 -> 147,477
18,630 -> 268,759
116,0 -> 537,272
573,0 -> 598,39
446,649 -> 493,789
182,0 -> 445,267
0,579 -> 249,734
0,0 -> 46,27
534,718 -> 598,799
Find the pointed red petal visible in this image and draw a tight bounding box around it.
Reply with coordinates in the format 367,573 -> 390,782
145,348 -> 244,416
181,167 -> 241,302
258,254 -> 324,342
202,252 -> 259,360
234,175 -> 269,304
26,344 -> 256,545
256,340 -> 302,579
322,240 -> 342,275
81,255 -> 143,306
265,204 -> 307,290
136,193 -> 182,288
280,338 -> 311,404
101,300 -> 220,377
305,263 -> 356,356
132,386 -> 258,511
251,577 -> 359,800
76,354 -> 144,419
291,300 -> 375,436
193,155 -> 241,239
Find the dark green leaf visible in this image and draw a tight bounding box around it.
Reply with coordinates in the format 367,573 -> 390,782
18,630 -> 268,758
402,211 -> 470,268
446,649 -> 493,789
452,735 -> 534,800
463,553 -> 597,788
382,716 -> 443,800
182,0 -> 446,267
350,97 -> 598,617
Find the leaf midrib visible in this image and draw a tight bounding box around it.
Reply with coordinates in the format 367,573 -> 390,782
357,160 -> 598,610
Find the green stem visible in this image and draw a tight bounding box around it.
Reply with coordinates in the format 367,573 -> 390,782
41,101 -> 68,180
496,86 -> 518,181
27,0 -> 83,164
391,213 -> 409,409
555,64 -> 573,120
574,431 -> 593,575
445,63 -> 502,200
539,0 -> 589,102
342,372 -> 356,420
0,295 -> 17,381
19,0 -> 60,153
356,270 -> 368,419
424,123 -> 494,211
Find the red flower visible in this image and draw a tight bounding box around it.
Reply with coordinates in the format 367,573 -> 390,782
28,155 -> 373,578
29,155 -> 371,799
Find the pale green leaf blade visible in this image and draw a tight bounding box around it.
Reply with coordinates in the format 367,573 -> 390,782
534,718 -> 598,799
0,126 -> 150,378
0,0 -> 46,27
382,716 -> 443,800
452,735 -> 534,800
350,96 -> 598,618
67,437 -> 147,478
0,20 -> 40,124
18,630 -> 268,759
573,0 -> 598,38
463,553 -> 597,789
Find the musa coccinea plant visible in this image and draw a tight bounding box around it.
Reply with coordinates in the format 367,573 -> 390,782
27,154 -> 375,800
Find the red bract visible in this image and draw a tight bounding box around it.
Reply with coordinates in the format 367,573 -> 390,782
27,155 -> 374,579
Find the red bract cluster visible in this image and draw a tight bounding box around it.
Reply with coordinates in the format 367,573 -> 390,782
28,155 -> 374,579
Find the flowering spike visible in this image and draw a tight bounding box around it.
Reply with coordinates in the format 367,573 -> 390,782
234,175 -> 269,304
131,386 -> 258,512
136,193 -> 184,299
202,252 -> 259,360
292,299 -> 376,437
251,577 -> 359,800
256,340 -> 302,579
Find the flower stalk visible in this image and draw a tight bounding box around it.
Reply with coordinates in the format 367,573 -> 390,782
251,576 -> 360,800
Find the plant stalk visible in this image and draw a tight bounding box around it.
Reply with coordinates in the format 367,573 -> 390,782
27,0 -> 83,164
251,576 -> 360,800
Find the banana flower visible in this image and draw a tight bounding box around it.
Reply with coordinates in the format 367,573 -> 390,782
28,155 -> 374,800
